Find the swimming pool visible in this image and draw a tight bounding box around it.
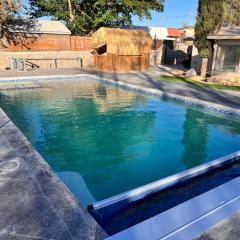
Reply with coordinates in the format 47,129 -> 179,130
0,79 -> 240,207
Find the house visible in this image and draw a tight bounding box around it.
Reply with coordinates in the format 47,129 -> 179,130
123,26 -> 176,65
208,26 -> 240,75
179,26 -> 195,40
124,26 -> 174,42
167,28 -> 183,41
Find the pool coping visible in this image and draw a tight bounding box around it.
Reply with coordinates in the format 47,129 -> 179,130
0,73 -> 239,117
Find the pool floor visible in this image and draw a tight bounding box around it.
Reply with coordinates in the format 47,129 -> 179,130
0,80 -> 240,207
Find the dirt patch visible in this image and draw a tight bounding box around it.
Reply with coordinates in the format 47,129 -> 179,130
207,73 -> 240,86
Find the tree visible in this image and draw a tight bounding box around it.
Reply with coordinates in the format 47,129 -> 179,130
225,0 -> 240,25
28,0 -> 164,36
194,0 -> 226,79
0,0 -> 21,39
181,23 -> 192,28
0,0 -> 35,46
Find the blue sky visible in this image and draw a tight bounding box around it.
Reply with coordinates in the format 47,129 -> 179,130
132,0 -> 198,28
24,0 -> 198,28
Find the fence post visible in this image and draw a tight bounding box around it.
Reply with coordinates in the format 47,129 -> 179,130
78,57 -> 83,68
54,59 -> 57,68
22,59 -> 27,71
16,58 -> 26,71
9,58 -> 17,70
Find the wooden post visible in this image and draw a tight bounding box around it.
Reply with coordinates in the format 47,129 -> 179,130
78,57 -> 83,68
22,59 -> 27,72
201,58 -> 208,79
211,43 -> 218,76
9,58 -> 15,70
54,59 -> 57,68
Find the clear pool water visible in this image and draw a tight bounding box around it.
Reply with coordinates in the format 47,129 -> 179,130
0,80 -> 240,207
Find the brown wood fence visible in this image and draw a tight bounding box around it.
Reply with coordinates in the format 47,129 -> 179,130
1,35 -> 92,52
70,36 -> 92,51
1,34 -> 71,51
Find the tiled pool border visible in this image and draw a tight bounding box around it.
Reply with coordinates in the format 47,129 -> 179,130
0,73 -> 239,117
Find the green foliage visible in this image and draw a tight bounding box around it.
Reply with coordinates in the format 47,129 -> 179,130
0,0 -> 21,38
194,0 -> 225,58
181,23 -> 193,28
0,1 -> 34,45
28,0 -> 164,36
225,0 -> 240,25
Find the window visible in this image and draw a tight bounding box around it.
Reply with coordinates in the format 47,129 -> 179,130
215,45 -> 240,72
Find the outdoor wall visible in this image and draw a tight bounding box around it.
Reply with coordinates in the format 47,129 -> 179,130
190,45 -> 202,73
175,42 -> 192,67
94,53 -> 150,72
150,48 -> 163,66
0,51 -> 94,70
1,34 -> 71,51
191,46 -> 213,75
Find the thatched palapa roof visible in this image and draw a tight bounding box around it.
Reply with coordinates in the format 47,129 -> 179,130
91,27 -> 152,56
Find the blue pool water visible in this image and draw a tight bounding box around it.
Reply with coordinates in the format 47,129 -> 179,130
0,80 -> 239,207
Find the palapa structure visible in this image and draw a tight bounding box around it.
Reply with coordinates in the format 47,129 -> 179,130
91,27 -> 152,72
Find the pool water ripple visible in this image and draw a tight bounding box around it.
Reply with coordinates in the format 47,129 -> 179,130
0,80 -> 239,206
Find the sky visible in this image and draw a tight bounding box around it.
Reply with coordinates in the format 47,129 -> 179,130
132,0 -> 198,28
23,0 -> 198,28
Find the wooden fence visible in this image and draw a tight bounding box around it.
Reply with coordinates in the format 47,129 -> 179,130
1,35 -> 92,52
70,36 -> 92,51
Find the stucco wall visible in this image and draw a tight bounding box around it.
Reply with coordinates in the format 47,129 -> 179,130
150,47 -> 163,66
191,45 -> 213,75
0,51 -> 94,70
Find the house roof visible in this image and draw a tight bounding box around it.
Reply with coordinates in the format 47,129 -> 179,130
91,27 -> 152,55
10,20 -> 71,35
123,26 -> 175,40
149,27 -> 175,40
208,26 -> 240,40
167,28 -> 182,38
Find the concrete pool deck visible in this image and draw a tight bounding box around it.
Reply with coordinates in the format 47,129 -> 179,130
0,109 -> 107,240
0,67 -> 239,239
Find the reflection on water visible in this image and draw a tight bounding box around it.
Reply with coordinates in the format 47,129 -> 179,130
0,80 -> 239,206
181,109 -> 208,168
